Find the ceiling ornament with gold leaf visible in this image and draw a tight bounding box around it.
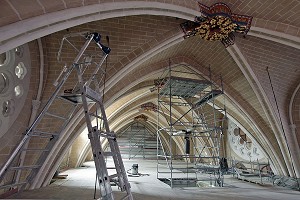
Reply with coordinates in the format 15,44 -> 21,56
180,2 -> 252,47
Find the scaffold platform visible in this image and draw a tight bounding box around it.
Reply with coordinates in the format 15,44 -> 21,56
159,76 -> 211,97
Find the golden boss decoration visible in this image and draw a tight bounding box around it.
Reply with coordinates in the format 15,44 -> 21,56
180,3 -> 252,47
195,15 -> 237,41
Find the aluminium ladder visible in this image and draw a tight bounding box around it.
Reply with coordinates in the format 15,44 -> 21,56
0,32 -> 133,200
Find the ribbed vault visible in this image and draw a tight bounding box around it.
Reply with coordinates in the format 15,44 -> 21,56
0,0 -> 300,193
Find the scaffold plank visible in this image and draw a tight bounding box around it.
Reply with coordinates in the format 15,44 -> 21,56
159,76 -> 211,98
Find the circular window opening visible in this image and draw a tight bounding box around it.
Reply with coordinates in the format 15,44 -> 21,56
0,52 -> 10,67
15,46 -> 24,57
0,73 -> 9,94
245,142 -> 252,150
0,53 -> 6,66
2,100 -> 14,117
14,85 -> 23,97
247,152 -> 252,158
233,128 -> 239,136
240,147 -> 245,155
15,62 -> 27,79
239,138 -> 245,145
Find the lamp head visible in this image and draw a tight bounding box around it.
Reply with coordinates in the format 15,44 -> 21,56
92,32 -> 111,54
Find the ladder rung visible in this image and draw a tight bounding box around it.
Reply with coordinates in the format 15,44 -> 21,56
107,167 -> 116,170
89,112 -> 103,119
0,181 -> 27,189
103,152 -> 113,157
22,148 -> 49,152
31,131 -> 59,136
194,136 -> 219,138
99,132 -> 116,139
197,130 -> 215,134
45,112 -> 67,120
109,174 -> 118,179
30,135 -> 57,139
197,156 -> 219,159
10,165 -> 41,170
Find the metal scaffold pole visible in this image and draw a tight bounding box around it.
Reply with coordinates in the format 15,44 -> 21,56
156,62 -> 226,188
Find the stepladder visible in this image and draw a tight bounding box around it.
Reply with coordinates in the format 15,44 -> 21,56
0,32 -> 133,200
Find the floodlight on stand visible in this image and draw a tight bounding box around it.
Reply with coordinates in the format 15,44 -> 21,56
92,33 -> 111,54
184,130 -> 191,154
131,164 -> 138,175
173,128 -> 194,136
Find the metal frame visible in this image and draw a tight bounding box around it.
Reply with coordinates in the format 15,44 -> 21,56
0,32 -> 132,200
229,158 -> 300,190
231,158 -> 272,185
156,63 -> 226,188
118,121 -> 158,160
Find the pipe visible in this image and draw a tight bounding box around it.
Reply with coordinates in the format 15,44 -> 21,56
266,67 -> 299,186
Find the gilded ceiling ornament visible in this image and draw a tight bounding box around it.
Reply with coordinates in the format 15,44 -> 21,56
180,2 -> 252,47
141,102 -> 157,112
134,114 -> 148,121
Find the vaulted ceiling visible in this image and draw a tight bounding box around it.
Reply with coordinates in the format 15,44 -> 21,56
0,0 -> 300,189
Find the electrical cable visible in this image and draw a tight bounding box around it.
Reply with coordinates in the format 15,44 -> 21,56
93,35 -> 111,199
99,36 -> 109,131
93,35 -> 110,199
266,67 -> 300,190
126,168 -> 149,177
102,36 -> 109,104
94,171 -> 98,199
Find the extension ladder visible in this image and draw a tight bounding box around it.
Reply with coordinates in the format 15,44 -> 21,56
0,32 -> 132,200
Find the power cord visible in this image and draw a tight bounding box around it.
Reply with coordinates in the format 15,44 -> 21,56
126,168 -> 150,177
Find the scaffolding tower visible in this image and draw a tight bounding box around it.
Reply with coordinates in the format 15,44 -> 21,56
156,64 -> 226,188
118,120 -> 158,160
